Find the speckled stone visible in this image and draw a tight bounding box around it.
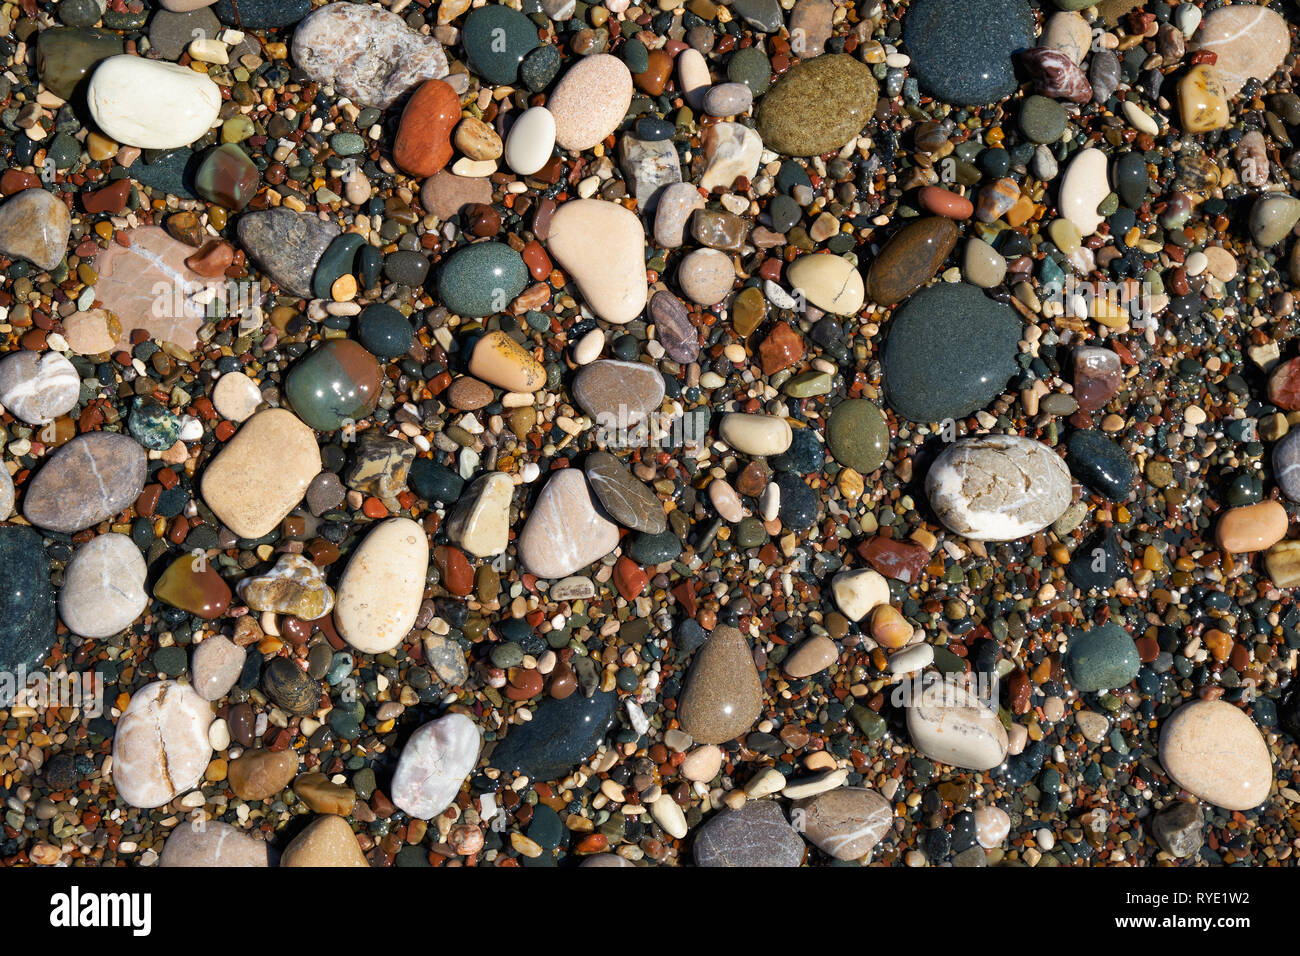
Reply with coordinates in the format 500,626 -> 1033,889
883,282 -> 1021,423
1067,623 -> 1141,692
0,526 -> 55,676
462,4 -> 541,86
237,208 -> 340,298
756,54 -> 878,156
677,625 -> 764,744
437,242 -> 529,318
391,713 -> 482,818
905,0 -> 1034,106
694,799 -> 804,867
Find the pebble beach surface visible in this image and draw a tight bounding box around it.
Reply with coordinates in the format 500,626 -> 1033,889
3,0 -> 1300,870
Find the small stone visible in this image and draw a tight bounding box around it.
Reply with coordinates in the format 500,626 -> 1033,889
0,189 -> 72,272
87,56 -> 222,149
905,0 -> 1034,106
420,171 -> 493,220
1178,64 -> 1230,134
1066,429 -> 1136,501
547,200 -> 647,324
489,689 -> 618,780
1067,623 -> 1140,692
1217,500 -> 1288,554
437,242 -> 529,318
649,290 -> 699,364
191,634 -> 245,701
585,451 -> 666,534
228,748 -> 298,801
699,122 -> 763,193
239,554 -> 335,621
467,331 -> 547,393
391,713 -> 482,818
826,400 -> 889,474
237,208 -> 341,299
293,773 -> 357,815
447,472 -> 514,557
59,533 -> 147,639
262,657 -> 320,715
962,237 -> 1008,288
926,436 -> 1073,541
678,625 -> 764,744
1250,193 -> 1300,248
786,253 -> 865,315
1151,802 -> 1204,859
783,635 -> 838,678
1059,147 -> 1110,236
336,517 -> 429,655
504,106 -> 556,177
393,79 -> 460,177
62,310 -> 121,355
112,681 -> 212,809
462,3 -> 540,85
212,371 -> 263,422
678,248 -> 736,306
547,54 -> 633,152
719,413 -> 792,457
1073,346 -> 1122,412
1195,4 -> 1288,97
830,568 -> 889,622
866,217 -> 958,306
517,469 -> 620,578
1159,701 -> 1271,811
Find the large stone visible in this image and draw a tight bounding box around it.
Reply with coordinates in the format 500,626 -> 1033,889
280,814 -> 369,867
1194,4 -> 1289,97
391,713 -> 482,818
573,359 -> 664,429
335,517 -> 429,655
547,54 -> 634,151
865,217 -> 957,306
906,683 -> 1008,771
200,409 -> 321,539
489,690 -> 619,781
59,533 -> 147,639
1067,623 -> 1141,692
584,451 -> 667,534
237,209 -> 341,299
786,253 -> 864,315
756,54 -> 878,156
677,626 -> 764,744
446,473 -> 513,558
24,432 -> 147,534
284,339 -> 383,433
0,351 -> 80,425
793,787 -> 892,861
87,56 -> 222,149
694,800 -> 804,867
292,2 -> 448,109
0,527 -> 56,676
905,0 -> 1034,106
517,469 -> 620,578
1159,700 -> 1271,811
111,681 -> 212,809
159,821 -> 270,867
546,199 -> 647,324
925,435 -> 1073,541
0,189 -> 71,272
228,749 -> 299,801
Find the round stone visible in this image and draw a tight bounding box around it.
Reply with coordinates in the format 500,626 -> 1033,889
1159,700 -> 1272,811
462,4 -> 540,85
357,303 -> 414,359
905,0 -> 1033,106
1019,94 -> 1067,143
1066,429 -> 1136,501
1067,623 -> 1141,692
437,241 -> 529,318
677,625 -> 764,744
284,339 -> 382,432
24,432 -> 148,534
111,681 -> 213,809
826,400 -> 888,474
59,533 -> 147,639
0,351 -> 80,425
756,54 -> 878,156
906,683 -> 1008,771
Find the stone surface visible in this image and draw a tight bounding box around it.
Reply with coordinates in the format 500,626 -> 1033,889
1250,193 -> 1300,248
87,56 -> 221,149
585,451 -> 667,534
1059,147 -> 1110,236
907,683 -> 1009,771
468,331 -> 547,392
0,189 -> 71,272
547,199 -> 647,323
159,821 -> 269,867
335,517 -> 429,655
284,339 -> 382,432
883,282 -> 1021,423
24,432 -> 147,534
677,625 -> 764,744
292,2 -> 448,109
111,681 -> 212,809
200,409 -> 321,539
719,412 -> 792,456
280,814 -> 369,867
517,469 -> 620,578
694,799 -> 804,867
793,787 -> 892,861
1067,623 -> 1141,692
237,209 -> 341,299
391,713 -> 482,818
1195,4 -> 1289,97
1151,802 -> 1204,860
228,748 -> 298,801
1178,64 -> 1231,134
437,241 -> 529,317
1066,429 -> 1136,501
420,171 -> 493,220
446,472 -> 513,557
489,689 -> 618,781
925,436 -> 1073,541
191,634 -> 245,701
573,359 -> 664,429
1216,500 -> 1288,554
0,351 -> 79,425
905,0 -> 1034,106
756,55 -> 878,156
238,553 -> 335,620
866,216 -> 958,306
462,3 -> 539,85
59,533 -> 147,639
0,527 -> 55,675
547,54 -> 634,151
786,253 -> 865,315
1159,700 -> 1271,811
826,400 -> 888,474
393,79 -> 460,178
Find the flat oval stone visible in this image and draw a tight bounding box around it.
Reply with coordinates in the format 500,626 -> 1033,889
786,253 -> 865,315
292,1 -> 448,109
1067,623 -> 1141,692
865,216 -> 958,306
1059,147 -> 1110,237
336,517 -> 429,655
201,409 -> 321,539
547,199 -> 647,324
159,820 -> 269,867
25,432 -> 147,534
228,749 -> 299,801
517,468 -> 620,578
1159,700 -> 1271,811
0,351 -> 79,425
649,290 -> 699,363
793,786 -> 892,861
1065,429 -> 1136,501
906,683 -> 1008,771
237,208 -> 341,299
883,282 -> 1021,423
905,0 -> 1033,106
111,681 -> 212,808
190,634 -> 245,701
719,412 -> 792,457
694,799 -> 803,867
585,451 -> 667,534
59,533 -> 147,639
393,79 -> 459,178
285,339 -> 382,432
0,189 -> 73,272
462,4 -> 540,85
0,526 -> 55,674
925,435 -> 1073,541
574,359 -> 664,429
262,656 -> 320,715
783,635 -> 839,678
677,625 -> 764,744
826,400 -> 888,474
489,689 -> 618,781
548,54 -> 634,152
1195,4 -> 1289,97
87,56 -> 222,149
467,330 -> 547,393
437,241 -> 529,318
391,713 -> 482,818
678,248 -> 736,306
756,54 -> 877,156
504,105 -> 556,177
1217,500 -> 1288,554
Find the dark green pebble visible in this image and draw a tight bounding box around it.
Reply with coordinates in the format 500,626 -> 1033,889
1067,429 -> 1136,501
409,459 -> 464,503
357,303 -> 414,359
464,5 -> 541,85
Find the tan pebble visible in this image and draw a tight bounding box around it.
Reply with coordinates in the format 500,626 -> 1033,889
1216,500 -> 1287,553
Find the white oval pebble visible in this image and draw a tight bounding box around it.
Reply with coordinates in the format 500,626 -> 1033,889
0,351 -> 80,425
391,713 -> 482,819
505,106 -> 556,177
112,681 -> 213,809
87,56 -> 222,149
335,517 -> 429,654
58,533 -> 148,639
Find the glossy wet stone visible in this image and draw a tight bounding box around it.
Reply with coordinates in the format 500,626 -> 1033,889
1066,429 -> 1136,501
285,339 -> 383,432
1159,700 -> 1271,811
905,0 -> 1034,106
489,689 -> 618,781
154,553 -> 232,620
585,451 -> 667,534
36,27 -> 123,101
883,282 -> 1021,423
826,400 -> 888,474
357,303 -> 414,359
926,436 -> 1073,541
23,432 -> 148,533
194,143 -> 259,211
0,527 -> 56,675
678,625 -> 764,744
262,656 -> 320,716
437,242 -> 529,318
237,208 -> 340,298
756,55 -> 878,157
462,4 -> 540,86
1067,623 -> 1140,692
865,216 -> 958,306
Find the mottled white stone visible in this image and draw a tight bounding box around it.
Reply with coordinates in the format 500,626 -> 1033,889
0,351 -> 80,425
59,533 -> 147,639
112,681 -> 212,809
391,713 -> 482,819
906,682 -> 1008,771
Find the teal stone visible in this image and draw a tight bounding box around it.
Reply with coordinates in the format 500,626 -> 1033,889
727,46 -> 771,96
0,526 -> 55,677
357,244 -> 383,291
128,148 -> 198,200
1113,151 -> 1149,209
36,27 -> 123,101
628,529 -> 682,564
1067,623 -> 1140,692
437,242 -> 528,317
194,144 -> 260,211
1019,95 -> 1067,144
285,339 -> 383,432
520,44 -> 562,92
128,397 -> 182,451
621,38 -> 650,75
59,0 -> 101,27
883,282 -> 1021,423
329,132 -> 366,156
463,5 -> 542,86
312,233 -> 367,300
409,459 -> 464,503
826,400 -> 889,473
357,303 -> 414,359
213,0 -> 310,29
46,133 -> 81,171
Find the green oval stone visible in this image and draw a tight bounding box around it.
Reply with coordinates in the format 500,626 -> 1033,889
756,54 -> 878,157
827,399 -> 889,473
285,339 -> 383,432
437,241 -> 529,318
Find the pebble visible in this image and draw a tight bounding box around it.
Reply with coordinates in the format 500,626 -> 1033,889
24,432 -> 147,534
962,237 -> 1007,288
1159,701 -> 1272,811
462,4 -> 539,85
391,713 -> 482,818
1195,4 -> 1289,97
86,56 -> 221,149
926,436 -> 1073,541
830,568 -> 889,622
783,635 -> 839,678
699,122 -> 763,192
517,468 -> 620,578
547,54 -> 633,152
1151,803 -> 1204,860
335,517 -> 428,655
280,815 -> 369,867
907,683 -> 1009,771
574,359 -> 664,430
0,528 -> 54,674
694,799 -> 804,867
159,821 -> 269,867
111,681 -> 212,809
719,412 -> 792,457
200,409 -> 321,539
504,106 -> 556,177
1250,193 -> 1300,248
0,189 -> 72,272
292,2 -> 448,109
756,55 -> 877,157
585,451 -> 667,534
61,310 -> 120,355
547,199 -> 647,324
190,634 -> 246,701
228,749 -> 298,802
826,400 -> 888,474
703,82 -> 754,117
974,806 -> 1010,848
793,787 -> 892,861
678,248 -> 736,306
468,330 -> 547,393
237,209 -> 341,299
488,689 -> 618,781
238,553 -> 335,619
786,253 -> 865,315
393,79 -> 460,177
1066,429 -> 1136,501
0,351 -> 79,425
1067,623 -> 1141,693
1059,147 -> 1110,237
905,0 -> 1033,106
1216,500 -> 1288,554
0,469 -> 11,522
678,625 -> 764,744
866,216 -> 958,306
58,533 -> 147,639
1178,64 -> 1230,134
211,371 -> 263,423
437,241 -> 529,318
